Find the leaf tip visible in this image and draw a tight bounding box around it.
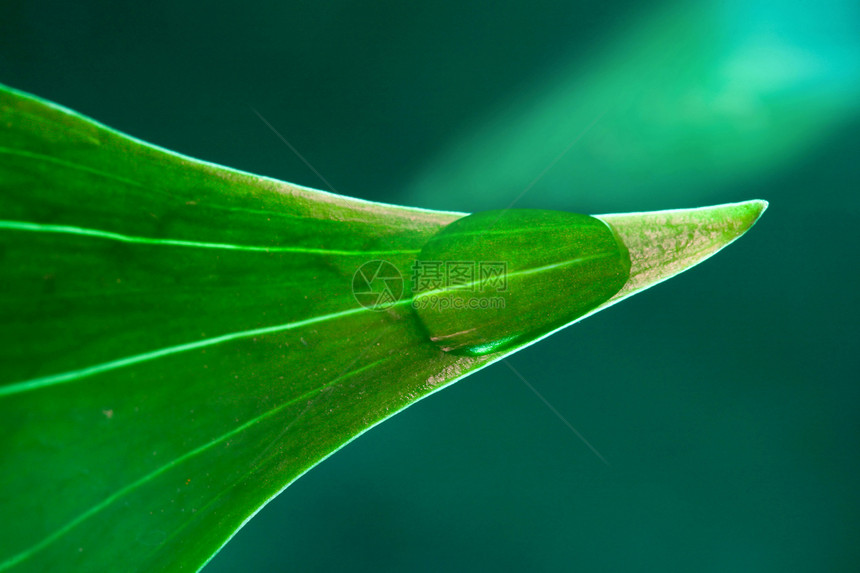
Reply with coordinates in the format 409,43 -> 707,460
596,199 -> 769,308
733,198 -> 769,234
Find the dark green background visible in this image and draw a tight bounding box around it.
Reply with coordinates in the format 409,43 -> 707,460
2,0 -> 858,570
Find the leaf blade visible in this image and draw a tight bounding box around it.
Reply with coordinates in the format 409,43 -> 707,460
0,83 -> 766,572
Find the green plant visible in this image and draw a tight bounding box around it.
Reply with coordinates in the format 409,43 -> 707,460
0,84 -> 766,572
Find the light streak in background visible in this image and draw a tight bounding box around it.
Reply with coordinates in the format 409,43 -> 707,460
405,0 -> 860,212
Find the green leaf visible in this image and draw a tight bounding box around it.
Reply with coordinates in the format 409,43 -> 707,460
0,83 -> 766,572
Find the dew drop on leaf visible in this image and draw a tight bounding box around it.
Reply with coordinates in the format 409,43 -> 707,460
411,209 -> 631,356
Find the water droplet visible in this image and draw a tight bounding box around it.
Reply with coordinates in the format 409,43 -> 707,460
411,209 -> 630,355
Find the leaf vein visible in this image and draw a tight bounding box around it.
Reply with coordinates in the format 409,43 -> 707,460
0,303 -> 408,397
0,220 -> 420,256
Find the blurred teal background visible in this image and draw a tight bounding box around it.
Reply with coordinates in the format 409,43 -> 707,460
2,0 -> 859,570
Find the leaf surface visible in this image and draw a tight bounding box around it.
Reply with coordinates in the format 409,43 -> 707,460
0,84 -> 766,572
